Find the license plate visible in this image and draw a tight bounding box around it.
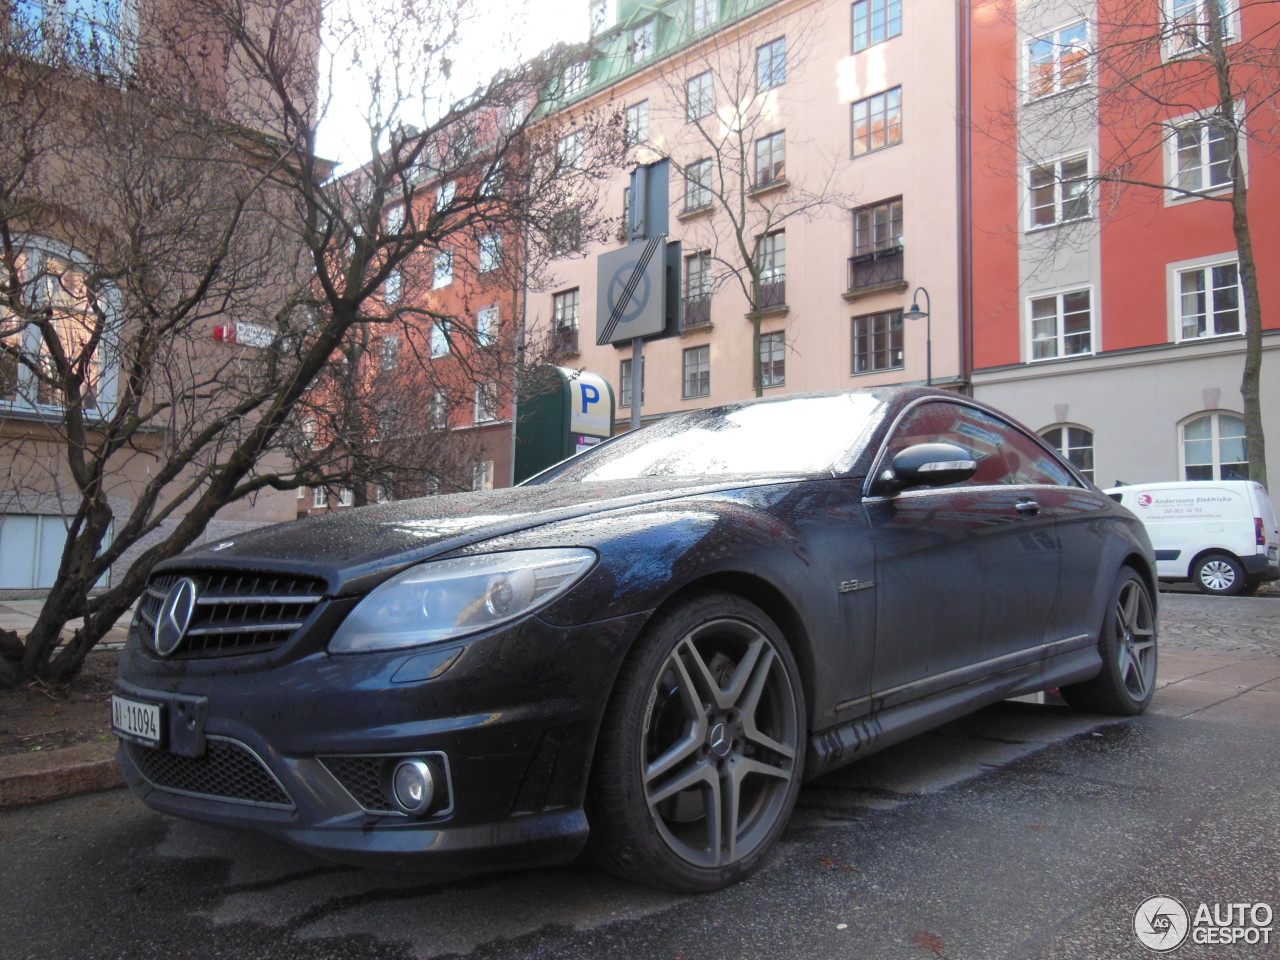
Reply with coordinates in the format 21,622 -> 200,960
112,695 -> 162,747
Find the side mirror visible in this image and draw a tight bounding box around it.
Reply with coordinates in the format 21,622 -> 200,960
875,442 -> 978,495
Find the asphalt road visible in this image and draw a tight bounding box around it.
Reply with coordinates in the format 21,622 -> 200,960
1,592 -> 1276,960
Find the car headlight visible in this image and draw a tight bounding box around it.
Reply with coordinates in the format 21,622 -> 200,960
328,548 -> 597,654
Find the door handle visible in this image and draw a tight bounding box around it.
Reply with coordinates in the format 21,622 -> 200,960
1016,499 -> 1041,515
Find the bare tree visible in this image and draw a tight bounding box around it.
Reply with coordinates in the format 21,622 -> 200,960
996,0 -> 1276,483
0,0 -> 617,686
634,16 -> 854,396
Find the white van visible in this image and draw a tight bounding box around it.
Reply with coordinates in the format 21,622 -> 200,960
1105,481 -> 1280,595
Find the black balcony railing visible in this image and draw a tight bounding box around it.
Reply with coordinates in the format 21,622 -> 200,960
553,324 -> 579,354
681,295 -> 712,330
847,246 -> 905,292
761,279 -> 786,309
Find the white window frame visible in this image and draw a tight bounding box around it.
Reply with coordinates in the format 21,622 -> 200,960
430,321 -> 451,358
563,60 -> 589,96
757,36 -> 786,91
1163,106 -> 1244,204
625,100 -> 649,147
682,345 -> 710,399
632,20 -> 655,62
473,460 -> 496,491
384,268 -> 402,304
474,382 -> 498,423
1025,286 -> 1096,361
386,204 -> 405,234
433,249 -> 453,288
312,487 -> 327,509
687,71 -> 714,122
1023,19 -> 1090,100
685,158 -> 712,211
759,331 -> 785,388
1039,424 -> 1095,482
1168,253 -> 1243,342
429,391 -> 447,428
754,131 -> 785,187
553,288 -> 580,330
693,0 -> 717,31
619,356 -> 645,408
557,131 -> 584,170
477,305 -> 498,346
436,180 -> 456,211
1025,152 -> 1093,230
1179,411 -> 1248,481
479,233 -> 501,273
338,488 -> 354,507
381,333 -> 400,370
1162,0 -> 1240,59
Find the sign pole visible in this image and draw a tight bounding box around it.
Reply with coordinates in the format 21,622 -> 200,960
630,337 -> 643,432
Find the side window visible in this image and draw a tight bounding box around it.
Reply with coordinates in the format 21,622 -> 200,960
883,401 -> 1077,487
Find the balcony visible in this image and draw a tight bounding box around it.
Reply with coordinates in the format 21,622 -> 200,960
844,246 -> 908,302
681,295 -> 712,331
761,279 -> 786,311
553,324 -> 579,355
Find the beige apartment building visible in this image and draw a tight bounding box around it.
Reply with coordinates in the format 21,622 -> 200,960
525,0 -> 964,430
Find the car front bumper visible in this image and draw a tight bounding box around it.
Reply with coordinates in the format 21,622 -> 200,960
114,610 -> 649,872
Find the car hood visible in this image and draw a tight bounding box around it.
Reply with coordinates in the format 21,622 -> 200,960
160,475 -> 802,595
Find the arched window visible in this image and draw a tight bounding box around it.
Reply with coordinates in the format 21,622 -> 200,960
1181,413 -> 1247,480
1040,424 -> 1094,481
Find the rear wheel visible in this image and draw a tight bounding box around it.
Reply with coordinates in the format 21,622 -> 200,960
1062,569 -> 1157,716
587,592 -> 805,893
1193,553 -> 1246,596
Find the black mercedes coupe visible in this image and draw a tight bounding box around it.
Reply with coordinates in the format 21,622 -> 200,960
113,388 -> 1158,892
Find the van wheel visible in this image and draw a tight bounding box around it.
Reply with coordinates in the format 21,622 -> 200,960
1237,581 -> 1261,596
1193,553 -> 1246,596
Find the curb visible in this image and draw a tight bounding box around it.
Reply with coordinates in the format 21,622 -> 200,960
0,741 -> 124,810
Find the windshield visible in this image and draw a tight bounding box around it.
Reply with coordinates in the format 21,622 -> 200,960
531,393 -> 886,483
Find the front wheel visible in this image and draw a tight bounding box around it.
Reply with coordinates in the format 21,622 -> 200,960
1062,569 -> 1157,716
1193,553 -> 1246,595
587,592 -> 805,893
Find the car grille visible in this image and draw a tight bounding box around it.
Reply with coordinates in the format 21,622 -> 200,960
135,570 -> 326,659
124,736 -> 294,809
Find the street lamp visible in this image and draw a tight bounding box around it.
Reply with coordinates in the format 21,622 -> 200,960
903,286 -> 932,387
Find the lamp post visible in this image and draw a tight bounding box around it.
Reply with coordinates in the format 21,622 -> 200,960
903,286 -> 932,386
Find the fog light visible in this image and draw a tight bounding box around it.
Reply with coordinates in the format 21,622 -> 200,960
391,758 -> 435,817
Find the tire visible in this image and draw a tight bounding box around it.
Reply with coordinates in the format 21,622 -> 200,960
1193,553 -> 1246,596
587,592 -> 805,893
1237,581 -> 1262,597
1062,568 -> 1157,716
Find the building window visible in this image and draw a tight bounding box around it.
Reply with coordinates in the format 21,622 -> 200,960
1163,0 -> 1239,56
693,0 -> 717,31
13,0 -> 134,73
557,131 -> 584,170
685,158 -> 713,211
381,333 -> 400,370
386,204 -> 405,234
473,460 -> 496,491
313,487 -> 327,509
430,321 -> 450,358
851,309 -> 903,373
760,331 -> 785,387
1177,260 -> 1241,340
632,20 -> 655,62
851,87 -> 902,156
683,250 -> 712,329
436,180 -> 456,211
754,131 -> 785,187
687,71 -> 714,122
0,242 -> 115,412
759,230 -> 785,308
682,345 -> 710,399
757,37 -> 786,90
479,233 -> 501,273
554,288 -> 580,352
477,305 -> 498,346
481,163 -> 504,197
429,391 -> 447,428
433,249 -> 453,288
1040,425 -> 1095,481
563,60 -> 589,96
549,207 -> 582,256
619,357 -> 645,408
854,197 -> 903,254
384,269 -> 402,304
852,0 -> 901,53
338,488 -> 354,507
1029,289 -> 1093,360
1028,155 -> 1091,228
625,100 -> 649,147
1182,413 -> 1247,480
475,382 -> 498,423
1171,114 -> 1234,194
1027,21 -> 1089,98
